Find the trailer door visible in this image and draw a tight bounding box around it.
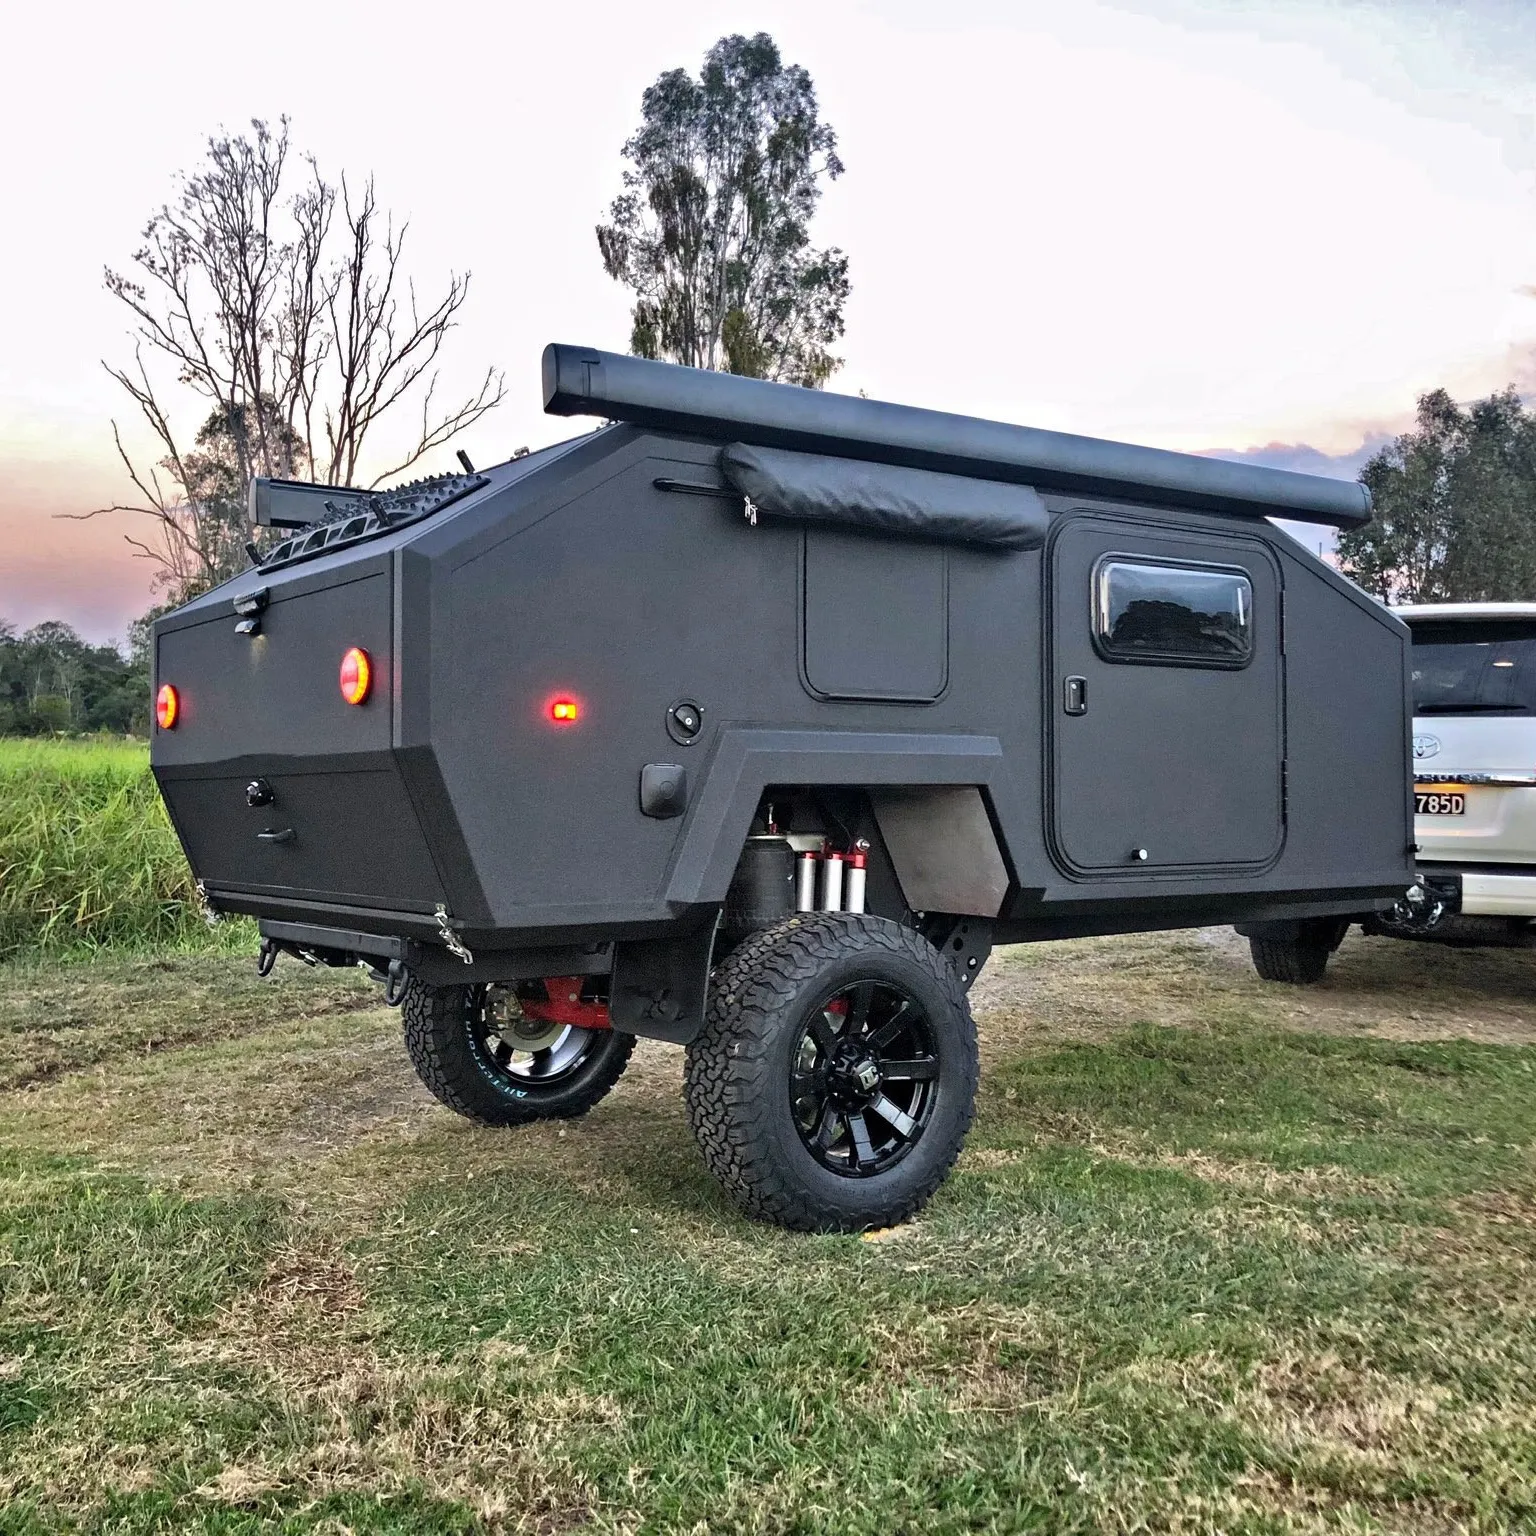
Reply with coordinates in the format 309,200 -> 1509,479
1048,515 -> 1284,875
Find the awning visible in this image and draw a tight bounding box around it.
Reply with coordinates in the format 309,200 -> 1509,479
719,442 -> 1049,551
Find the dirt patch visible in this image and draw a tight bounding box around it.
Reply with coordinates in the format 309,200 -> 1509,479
970,927 -> 1536,1060
256,1245 -> 367,1318
3,929 -> 1531,1212
0,951 -> 377,1093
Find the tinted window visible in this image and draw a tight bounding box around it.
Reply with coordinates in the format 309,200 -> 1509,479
1409,620 -> 1536,715
1095,560 -> 1252,665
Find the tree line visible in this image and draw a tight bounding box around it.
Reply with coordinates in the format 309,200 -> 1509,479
1338,387 -> 1536,604
0,621 -> 148,736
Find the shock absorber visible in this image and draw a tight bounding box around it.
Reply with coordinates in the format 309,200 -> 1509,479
845,840 -> 868,915
821,848 -> 845,912
796,849 -> 819,912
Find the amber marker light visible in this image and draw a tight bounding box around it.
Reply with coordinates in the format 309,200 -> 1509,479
155,683 -> 179,730
549,697 -> 580,724
339,647 -> 372,705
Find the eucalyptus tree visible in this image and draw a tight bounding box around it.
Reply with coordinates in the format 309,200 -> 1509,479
597,33 -> 850,387
1338,387 -> 1536,603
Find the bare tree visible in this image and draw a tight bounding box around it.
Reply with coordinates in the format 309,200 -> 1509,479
75,118 -> 505,600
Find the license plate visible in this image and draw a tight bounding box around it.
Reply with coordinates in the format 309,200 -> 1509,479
1415,789 -> 1466,816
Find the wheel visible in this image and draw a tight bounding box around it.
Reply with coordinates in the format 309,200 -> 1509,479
1248,936 -> 1330,984
685,912 -> 979,1233
401,980 -> 634,1126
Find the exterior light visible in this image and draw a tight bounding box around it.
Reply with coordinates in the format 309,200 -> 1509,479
339,647 -> 372,705
549,698 -> 580,724
155,683 -> 179,730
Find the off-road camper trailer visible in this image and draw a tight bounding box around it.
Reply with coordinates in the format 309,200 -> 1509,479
151,345 -> 1412,1231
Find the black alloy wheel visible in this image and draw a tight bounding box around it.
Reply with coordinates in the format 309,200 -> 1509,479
790,979 -> 939,1176
685,912 -> 980,1233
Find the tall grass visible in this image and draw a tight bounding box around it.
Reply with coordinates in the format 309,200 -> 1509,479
0,739 -> 244,958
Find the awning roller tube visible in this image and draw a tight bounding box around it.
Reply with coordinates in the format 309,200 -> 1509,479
542,343 -> 1372,529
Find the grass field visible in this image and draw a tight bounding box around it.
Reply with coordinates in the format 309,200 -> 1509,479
1,927 -> 1533,1533
0,739 -> 239,960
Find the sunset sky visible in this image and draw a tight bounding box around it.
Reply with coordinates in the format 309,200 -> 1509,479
2,0 -> 1533,643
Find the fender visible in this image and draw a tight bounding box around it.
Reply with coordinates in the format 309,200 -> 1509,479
664,727 -> 1026,910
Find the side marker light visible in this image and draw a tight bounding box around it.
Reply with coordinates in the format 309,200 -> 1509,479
550,698 -> 580,724
155,684 -> 179,730
340,647 -> 372,705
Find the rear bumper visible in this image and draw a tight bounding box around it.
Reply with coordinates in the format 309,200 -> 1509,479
257,917 -> 614,987
1416,864 -> 1536,918
1458,871 -> 1536,917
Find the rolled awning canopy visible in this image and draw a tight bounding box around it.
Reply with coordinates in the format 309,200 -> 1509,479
543,344 -> 1374,529
719,442 -> 1051,550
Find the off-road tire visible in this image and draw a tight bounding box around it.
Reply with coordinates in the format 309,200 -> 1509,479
401,981 -> 634,1126
685,912 -> 979,1233
1248,936 -> 1330,985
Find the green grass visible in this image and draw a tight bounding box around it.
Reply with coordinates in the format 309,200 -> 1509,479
0,739 -> 248,959
0,934 -> 1533,1532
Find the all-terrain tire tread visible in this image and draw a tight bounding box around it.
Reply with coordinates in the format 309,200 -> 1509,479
402,982 -> 634,1126
684,913 -> 979,1232
1249,936 -> 1329,985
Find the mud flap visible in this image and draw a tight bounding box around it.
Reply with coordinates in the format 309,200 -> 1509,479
609,912 -> 720,1044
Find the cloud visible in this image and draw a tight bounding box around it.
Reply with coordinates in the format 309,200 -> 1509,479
1195,431 -> 1397,559
1200,434 -> 1396,482
1197,339 -> 1536,492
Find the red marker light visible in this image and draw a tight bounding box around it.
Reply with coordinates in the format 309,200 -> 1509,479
155,683 -> 179,730
339,647 -> 372,705
549,698 -> 580,724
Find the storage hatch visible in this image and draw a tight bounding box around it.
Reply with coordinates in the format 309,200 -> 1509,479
153,561 -> 445,911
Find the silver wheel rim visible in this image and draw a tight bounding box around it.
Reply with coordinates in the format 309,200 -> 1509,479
476,987 -> 600,1084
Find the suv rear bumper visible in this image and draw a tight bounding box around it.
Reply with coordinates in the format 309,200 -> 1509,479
1416,863 -> 1536,918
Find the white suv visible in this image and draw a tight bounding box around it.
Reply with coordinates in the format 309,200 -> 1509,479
1244,600 -> 1536,983
1386,602 -> 1536,940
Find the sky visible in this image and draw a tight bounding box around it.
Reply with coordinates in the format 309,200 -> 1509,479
1,0 -> 1533,643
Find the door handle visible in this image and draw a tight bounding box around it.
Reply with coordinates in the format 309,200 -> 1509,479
256,827 -> 296,844
1063,676 -> 1088,715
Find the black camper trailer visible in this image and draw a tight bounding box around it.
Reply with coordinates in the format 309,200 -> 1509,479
150,345 -> 1413,1231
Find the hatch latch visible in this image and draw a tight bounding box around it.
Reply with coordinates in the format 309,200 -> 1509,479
434,904 -> 474,966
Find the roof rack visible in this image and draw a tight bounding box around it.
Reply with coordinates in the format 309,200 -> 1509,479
248,471 -> 489,572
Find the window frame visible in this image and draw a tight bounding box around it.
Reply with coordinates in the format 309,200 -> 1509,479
1090,553 -> 1255,671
